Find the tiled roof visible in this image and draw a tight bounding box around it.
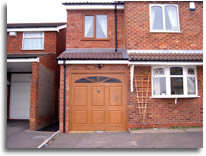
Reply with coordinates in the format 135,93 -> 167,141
129,53 -> 203,61
57,51 -> 124,60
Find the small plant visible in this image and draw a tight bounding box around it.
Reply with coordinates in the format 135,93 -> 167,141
131,128 -> 142,130
168,126 -> 201,129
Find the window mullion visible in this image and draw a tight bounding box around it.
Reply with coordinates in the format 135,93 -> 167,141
183,67 -> 187,96
166,67 -> 170,96
162,5 -> 166,31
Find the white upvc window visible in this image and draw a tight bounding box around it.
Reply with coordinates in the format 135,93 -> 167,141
152,66 -> 198,98
84,15 -> 107,39
22,32 -> 44,50
150,4 -> 180,32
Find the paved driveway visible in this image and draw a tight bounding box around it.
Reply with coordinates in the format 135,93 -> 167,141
7,120 -> 55,149
46,131 -> 203,148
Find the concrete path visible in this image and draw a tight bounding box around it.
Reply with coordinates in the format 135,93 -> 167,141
7,120 -> 55,149
46,129 -> 203,148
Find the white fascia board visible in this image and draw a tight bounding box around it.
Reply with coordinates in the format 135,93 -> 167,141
58,60 -> 128,64
127,50 -> 203,54
7,58 -> 39,63
7,27 -> 59,32
65,5 -> 124,10
129,61 -> 203,66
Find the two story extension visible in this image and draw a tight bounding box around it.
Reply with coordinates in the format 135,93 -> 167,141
7,23 -> 66,130
57,1 -> 203,133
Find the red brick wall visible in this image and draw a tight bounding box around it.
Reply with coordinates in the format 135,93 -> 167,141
29,54 -> 59,130
7,32 -> 57,53
66,10 -> 125,49
124,1 -> 203,50
128,66 -> 203,128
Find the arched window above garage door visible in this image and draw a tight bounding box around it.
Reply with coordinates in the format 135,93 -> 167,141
75,76 -> 121,83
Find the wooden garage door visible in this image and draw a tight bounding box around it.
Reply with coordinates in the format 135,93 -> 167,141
71,74 -> 127,131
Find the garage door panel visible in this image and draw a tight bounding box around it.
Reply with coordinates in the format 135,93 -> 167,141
109,110 -> 123,124
73,87 -> 88,106
71,74 -> 126,131
109,87 -> 122,106
91,87 -> 105,106
10,81 -> 31,119
73,110 -> 88,124
91,110 -> 105,124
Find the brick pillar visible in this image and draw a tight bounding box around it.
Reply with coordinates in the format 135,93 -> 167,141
29,63 -> 39,130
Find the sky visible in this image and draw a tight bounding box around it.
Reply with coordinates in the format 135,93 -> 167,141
7,0 -> 114,23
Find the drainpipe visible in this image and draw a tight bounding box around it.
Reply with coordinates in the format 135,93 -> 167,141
114,1 -> 117,52
63,60 -> 66,133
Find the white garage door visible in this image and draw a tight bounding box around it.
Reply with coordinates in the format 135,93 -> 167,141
10,74 -> 32,119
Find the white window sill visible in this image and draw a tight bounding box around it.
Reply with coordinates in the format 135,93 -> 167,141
22,49 -> 44,51
150,31 -> 182,33
150,95 -> 200,99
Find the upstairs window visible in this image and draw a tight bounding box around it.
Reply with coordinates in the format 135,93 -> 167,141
150,4 -> 180,32
22,32 -> 44,50
84,15 -> 107,39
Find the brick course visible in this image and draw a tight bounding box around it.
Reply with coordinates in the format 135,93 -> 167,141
66,10 -> 125,49
124,1 -> 203,50
7,31 -> 57,53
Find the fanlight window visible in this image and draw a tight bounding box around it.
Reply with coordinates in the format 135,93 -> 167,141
75,76 -> 121,83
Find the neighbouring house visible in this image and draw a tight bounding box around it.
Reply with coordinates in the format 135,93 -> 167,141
7,23 -> 66,130
57,1 -> 203,133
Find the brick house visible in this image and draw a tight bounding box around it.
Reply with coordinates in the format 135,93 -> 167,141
57,1 -> 203,133
7,23 -> 66,130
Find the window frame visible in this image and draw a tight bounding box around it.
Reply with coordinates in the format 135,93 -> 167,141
151,66 -> 199,98
22,32 -> 44,50
149,4 -> 181,33
82,14 -> 108,40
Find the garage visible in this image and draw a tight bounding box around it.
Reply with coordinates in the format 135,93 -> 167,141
9,74 -> 32,119
71,74 -> 127,131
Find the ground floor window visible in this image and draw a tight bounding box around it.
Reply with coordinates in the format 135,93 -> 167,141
152,66 -> 198,97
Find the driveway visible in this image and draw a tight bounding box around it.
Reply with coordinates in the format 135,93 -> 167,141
46,130 -> 203,148
7,120 -> 55,149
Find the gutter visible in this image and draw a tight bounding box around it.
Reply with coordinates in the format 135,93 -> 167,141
115,2 -> 117,52
63,61 -> 66,133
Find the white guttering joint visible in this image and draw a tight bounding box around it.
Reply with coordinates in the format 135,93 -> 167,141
65,5 -> 124,10
58,60 -> 128,65
130,64 -> 134,92
7,58 -> 39,63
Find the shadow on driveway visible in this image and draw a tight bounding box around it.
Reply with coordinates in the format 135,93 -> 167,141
7,120 -> 55,149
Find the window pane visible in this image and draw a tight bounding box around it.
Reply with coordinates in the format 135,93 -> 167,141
188,68 -> 195,75
165,6 -> 179,31
153,77 -> 166,95
23,38 -> 43,49
87,77 -> 97,82
170,67 -> 183,75
24,32 -> 43,37
171,77 -> 183,95
187,77 -> 196,94
85,16 -> 94,37
96,15 -> 107,38
75,78 -> 93,83
104,78 -> 121,83
151,6 -> 163,30
153,68 -> 165,75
